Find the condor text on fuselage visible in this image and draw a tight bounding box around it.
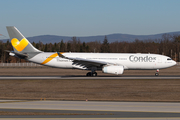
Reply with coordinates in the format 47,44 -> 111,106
129,55 -> 156,62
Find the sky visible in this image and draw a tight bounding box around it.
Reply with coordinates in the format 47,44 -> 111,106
1,0 -> 180,39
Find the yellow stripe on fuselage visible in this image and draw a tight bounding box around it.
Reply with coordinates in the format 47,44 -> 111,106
41,53 -> 58,65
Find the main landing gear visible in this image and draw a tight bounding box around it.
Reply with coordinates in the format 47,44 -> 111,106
155,69 -> 159,76
86,72 -> 97,77
86,67 -> 97,77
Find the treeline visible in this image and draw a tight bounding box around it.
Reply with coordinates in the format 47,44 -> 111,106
1,34 -> 180,63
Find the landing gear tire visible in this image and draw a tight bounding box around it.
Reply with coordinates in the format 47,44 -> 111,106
86,72 -> 91,76
155,73 -> 159,76
86,72 -> 97,77
92,72 -> 97,77
155,69 -> 159,76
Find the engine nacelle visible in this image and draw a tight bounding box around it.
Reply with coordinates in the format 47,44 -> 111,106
102,65 -> 124,75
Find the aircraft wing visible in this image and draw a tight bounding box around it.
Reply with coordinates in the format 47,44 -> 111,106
57,52 -> 112,67
67,56 -> 108,66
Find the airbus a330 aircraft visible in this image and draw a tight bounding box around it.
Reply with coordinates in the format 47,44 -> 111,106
6,26 -> 176,76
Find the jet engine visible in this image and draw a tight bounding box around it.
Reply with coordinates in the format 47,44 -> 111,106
102,65 -> 124,75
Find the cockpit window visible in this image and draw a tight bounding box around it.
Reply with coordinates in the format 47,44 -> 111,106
167,58 -> 172,60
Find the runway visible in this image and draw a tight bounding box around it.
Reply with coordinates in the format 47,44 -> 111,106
1,75 -> 180,79
1,100 -> 180,119
1,75 -> 180,119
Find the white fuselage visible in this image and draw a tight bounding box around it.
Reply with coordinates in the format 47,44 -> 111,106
29,52 -> 176,70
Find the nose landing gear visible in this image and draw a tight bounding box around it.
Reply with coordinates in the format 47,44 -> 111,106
155,69 -> 159,76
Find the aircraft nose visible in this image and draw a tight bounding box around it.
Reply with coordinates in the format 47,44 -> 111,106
173,60 -> 177,66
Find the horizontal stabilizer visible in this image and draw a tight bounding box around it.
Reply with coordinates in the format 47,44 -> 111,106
5,50 -> 28,59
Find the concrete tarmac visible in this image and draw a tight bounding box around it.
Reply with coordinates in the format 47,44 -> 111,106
2,119 -> 180,120
0,100 -> 180,119
1,75 -> 180,79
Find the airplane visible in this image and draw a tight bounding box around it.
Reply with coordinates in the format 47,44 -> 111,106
6,26 -> 176,76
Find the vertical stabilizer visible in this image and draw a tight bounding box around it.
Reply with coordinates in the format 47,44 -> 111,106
6,26 -> 41,53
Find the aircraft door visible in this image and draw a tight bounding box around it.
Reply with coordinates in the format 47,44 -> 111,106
158,57 -> 162,63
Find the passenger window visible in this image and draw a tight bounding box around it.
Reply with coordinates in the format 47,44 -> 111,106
167,58 -> 172,60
